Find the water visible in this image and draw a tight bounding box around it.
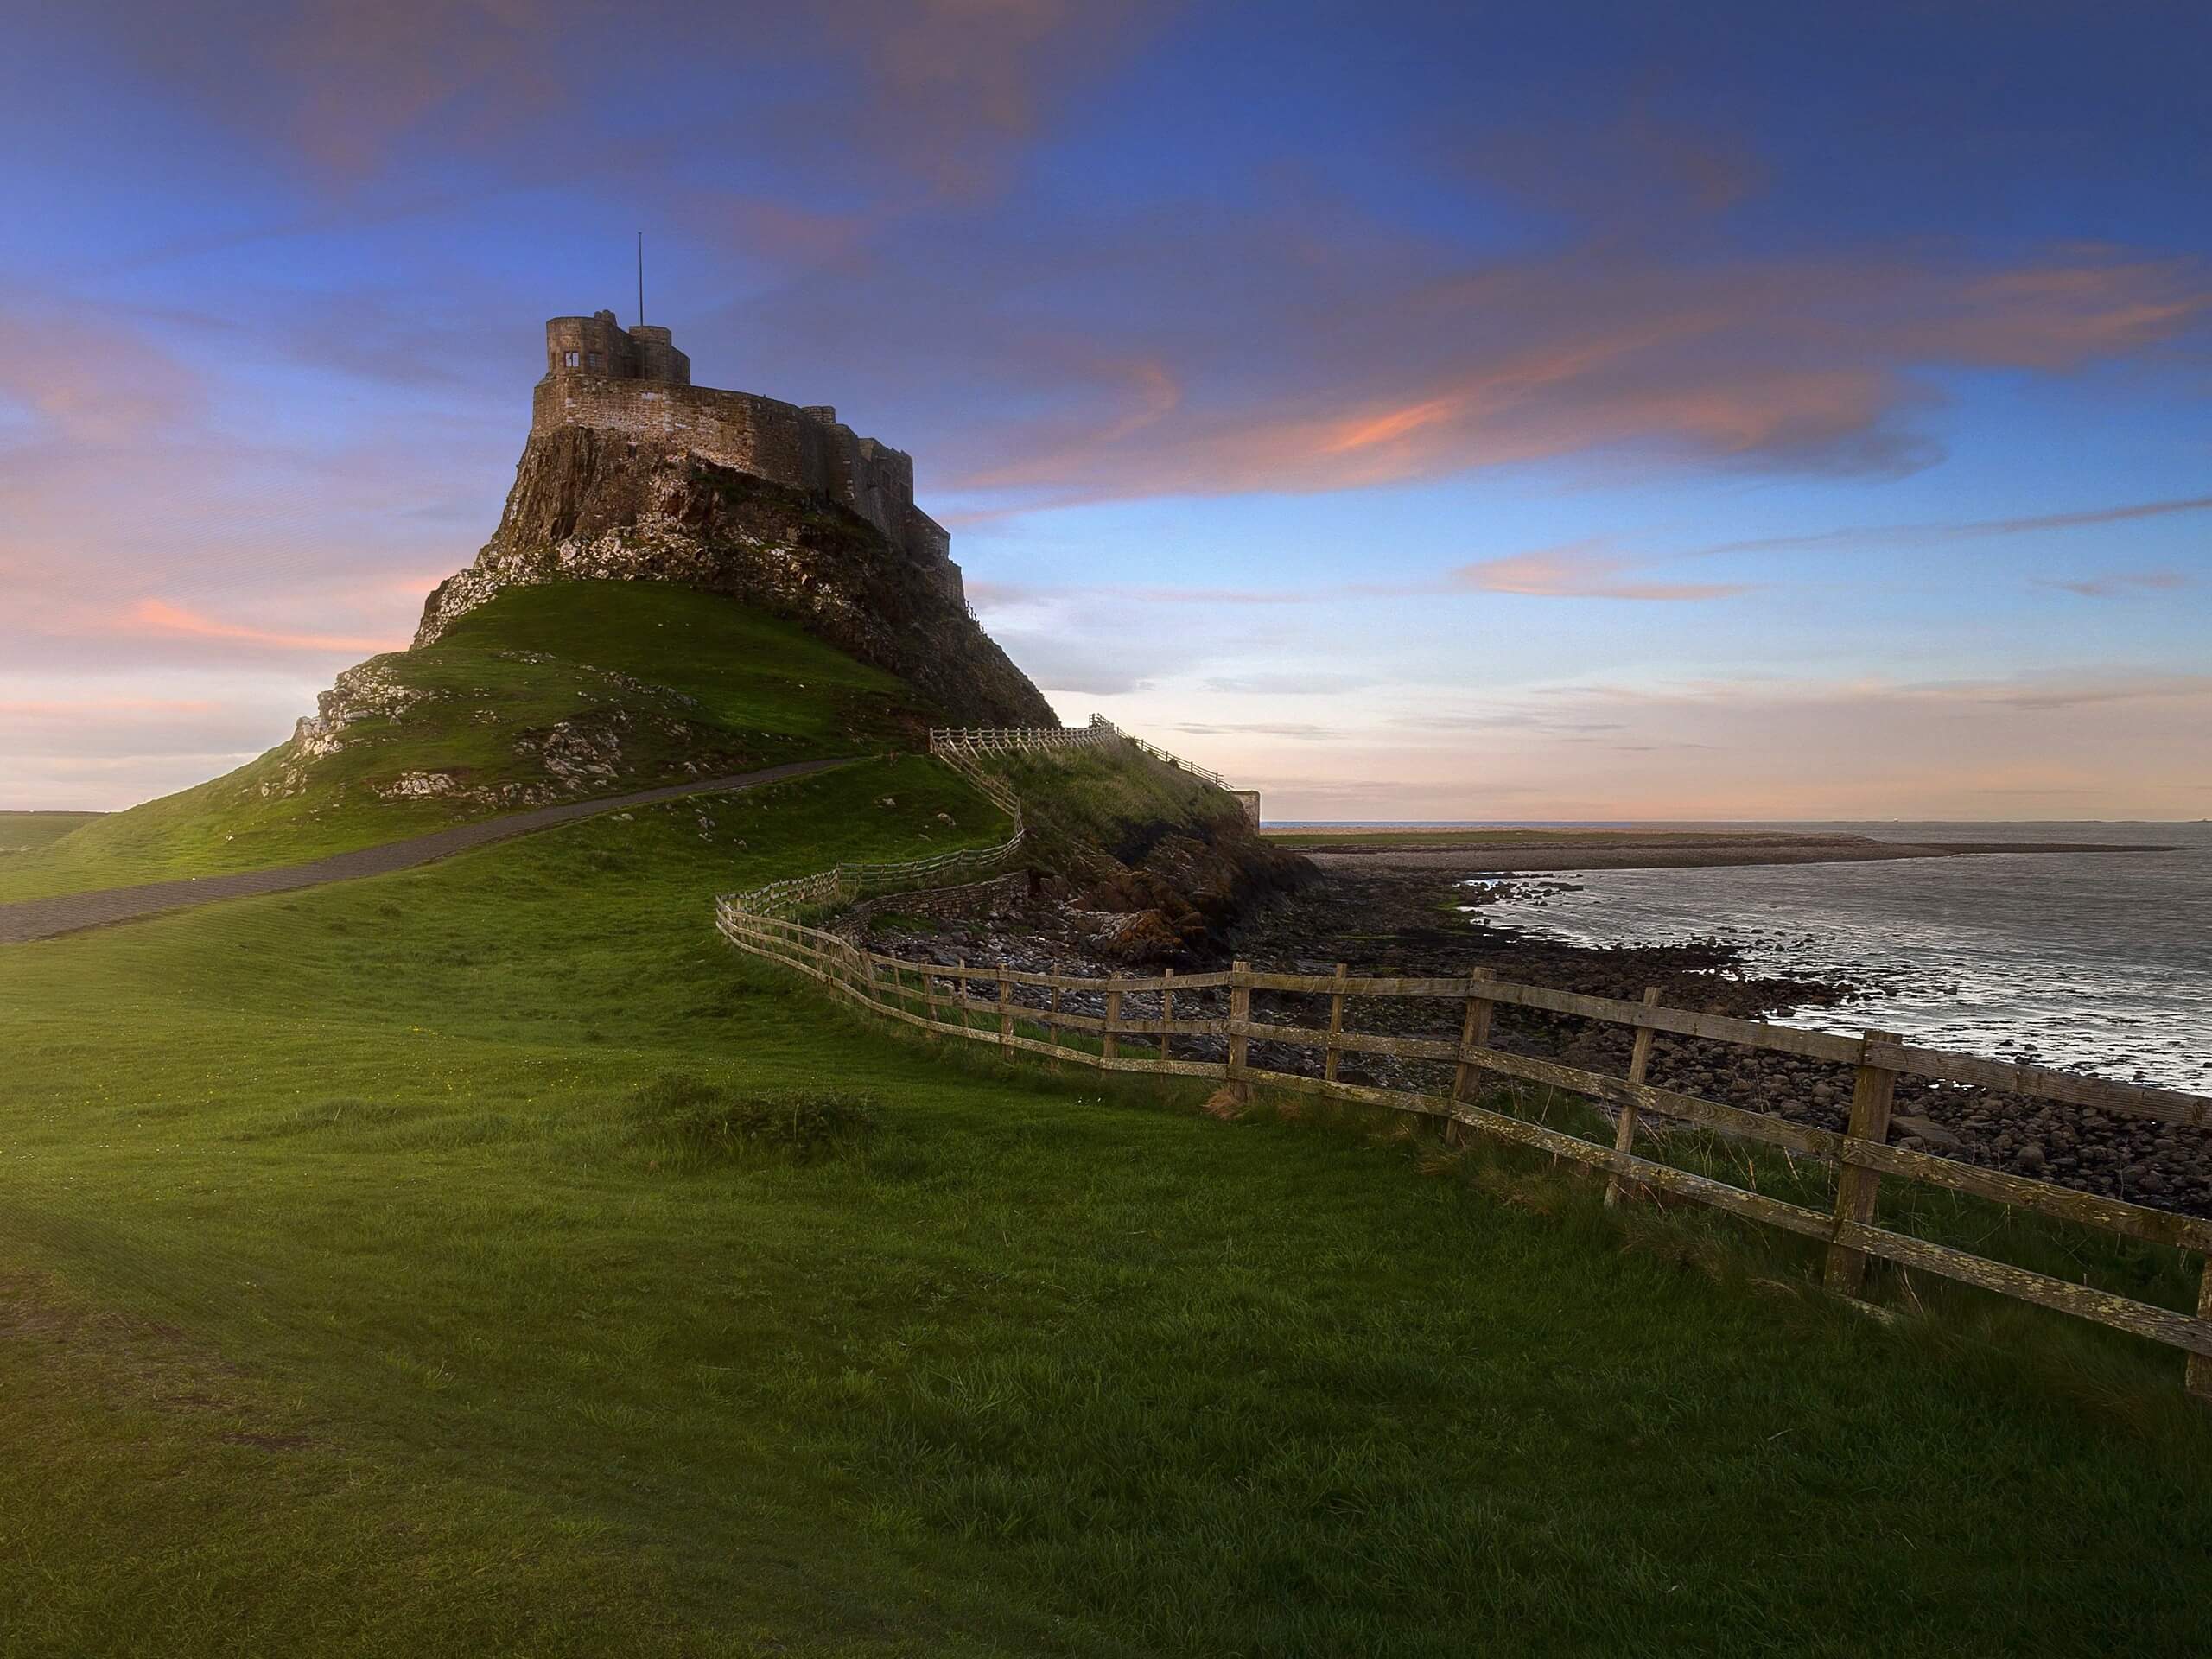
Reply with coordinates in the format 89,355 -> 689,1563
1455,822 -> 2212,1092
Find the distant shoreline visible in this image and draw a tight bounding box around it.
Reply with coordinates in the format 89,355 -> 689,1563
1263,825 -> 2175,873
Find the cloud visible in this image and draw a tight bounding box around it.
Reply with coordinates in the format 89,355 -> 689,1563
810,0 -> 1174,196
1699,493 -> 2212,558
975,549 -> 1757,613
1448,544 -> 1756,601
0,697 -> 219,717
1462,99 -> 1770,227
1203,672 -> 1379,696
124,599 -> 404,654
1389,712 -> 1628,734
923,228 -> 2208,507
0,676 -> 314,798
0,305 -> 204,444
983,628 -> 1160,697
112,0 -> 1166,201
1166,721 -> 1336,740
2037,570 -> 2191,599
1958,672 -> 2211,712
1232,669 -> 2212,822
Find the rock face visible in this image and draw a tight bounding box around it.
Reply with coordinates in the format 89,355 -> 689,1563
416,427 -> 1056,728
1073,817 -> 1313,962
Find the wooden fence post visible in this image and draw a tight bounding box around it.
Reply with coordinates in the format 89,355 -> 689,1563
1103,985 -> 1122,1062
997,964 -> 1013,1051
1048,984 -> 1063,1060
1605,987 -> 1663,1208
2190,1262 -> 2212,1403
1160,968 -> 1175,1065
1228,960 -> 1251,1100
1323,962 -> 1348,1084
955,957 -> 969,1032
1824,1028 -> 1901,1298
1446,968 -> 1497,1147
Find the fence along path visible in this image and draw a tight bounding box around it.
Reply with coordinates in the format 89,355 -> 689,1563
717,920 -> 2212,1401
718,726 -> 2212,1396
737,718 -> 1229,922
930,714 -> 1242,792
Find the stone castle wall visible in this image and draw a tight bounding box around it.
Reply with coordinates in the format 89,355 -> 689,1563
531,315 -> 957,601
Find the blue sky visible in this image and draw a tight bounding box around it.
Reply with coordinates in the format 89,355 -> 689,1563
2,1 -> 2207,817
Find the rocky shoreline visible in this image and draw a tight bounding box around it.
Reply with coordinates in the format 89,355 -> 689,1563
856,863 -> 2212,1221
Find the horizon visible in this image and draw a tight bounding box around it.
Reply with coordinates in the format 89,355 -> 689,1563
14,804 -> 2211,828
4,3 -> 2209,820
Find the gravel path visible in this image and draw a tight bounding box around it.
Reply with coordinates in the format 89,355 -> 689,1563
0,758 -> 852,944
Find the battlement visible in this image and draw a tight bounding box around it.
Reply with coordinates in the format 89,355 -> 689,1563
544,309 -> 691,385
531,310 -> 958,601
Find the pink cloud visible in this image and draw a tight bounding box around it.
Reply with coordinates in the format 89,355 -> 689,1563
0,696 -> 220,717
1697,493 -> 2212,558
0,308 -> 203,445
1449,545 -> 1757,602
2037,570 -> 2191,599
930,234 -> 2209,505
124,598 -> 403,654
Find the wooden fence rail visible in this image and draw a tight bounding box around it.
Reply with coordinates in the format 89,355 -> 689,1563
930,714 -> 1243,795
715,896 -> 2212,1397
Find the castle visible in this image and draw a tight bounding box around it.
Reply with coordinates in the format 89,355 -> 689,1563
534,310 -> 961,602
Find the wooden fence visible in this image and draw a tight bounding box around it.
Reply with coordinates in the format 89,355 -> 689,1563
927,715 -> 1121,757
930,715 -> 1243,795
715,899 -> 2212,1399
728,788 -> 1024,918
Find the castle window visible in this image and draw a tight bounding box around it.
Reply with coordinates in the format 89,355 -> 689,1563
588,351 -> 604,370
563,350 -> 581,368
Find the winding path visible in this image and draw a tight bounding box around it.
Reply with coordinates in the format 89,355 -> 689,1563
0,758 -> 852,945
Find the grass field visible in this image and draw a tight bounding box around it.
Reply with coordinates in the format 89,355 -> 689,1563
7,753 -> 2212,1656
0,583 -> 932,905
0,812 -> 104,853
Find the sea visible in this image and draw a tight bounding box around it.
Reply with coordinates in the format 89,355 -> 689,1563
1281,822 -> 2212,1093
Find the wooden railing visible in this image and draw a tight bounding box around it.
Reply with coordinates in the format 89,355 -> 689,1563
713,907 -> 2212,1398
1103,722 -> 1237,791
926,716 -> 1120,757
725,797 -> 1024,920
930,715 -> 1243,795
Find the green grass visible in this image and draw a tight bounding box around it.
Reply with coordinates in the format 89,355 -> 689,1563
979,744 -> 1233,868
6,751 -> 2212,1656
0,811 -> 104,853
0,583 -> 934,903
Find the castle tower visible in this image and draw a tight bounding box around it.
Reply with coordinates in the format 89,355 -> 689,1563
527,305 -> 958,606
542,310 -> 690,385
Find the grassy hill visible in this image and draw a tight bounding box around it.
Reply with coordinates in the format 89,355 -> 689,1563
0,583 -> 934,903
983,743 -> 1231,864
6,753 -> 2212,1656
0,811 -> 105,854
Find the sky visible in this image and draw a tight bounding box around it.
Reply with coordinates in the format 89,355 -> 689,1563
2,0 -> 2208,821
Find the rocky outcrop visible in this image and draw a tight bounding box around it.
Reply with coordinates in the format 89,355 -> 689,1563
262,646 -> 772,813
416,428 -> 1055,728
1073,815 -> 1313,961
